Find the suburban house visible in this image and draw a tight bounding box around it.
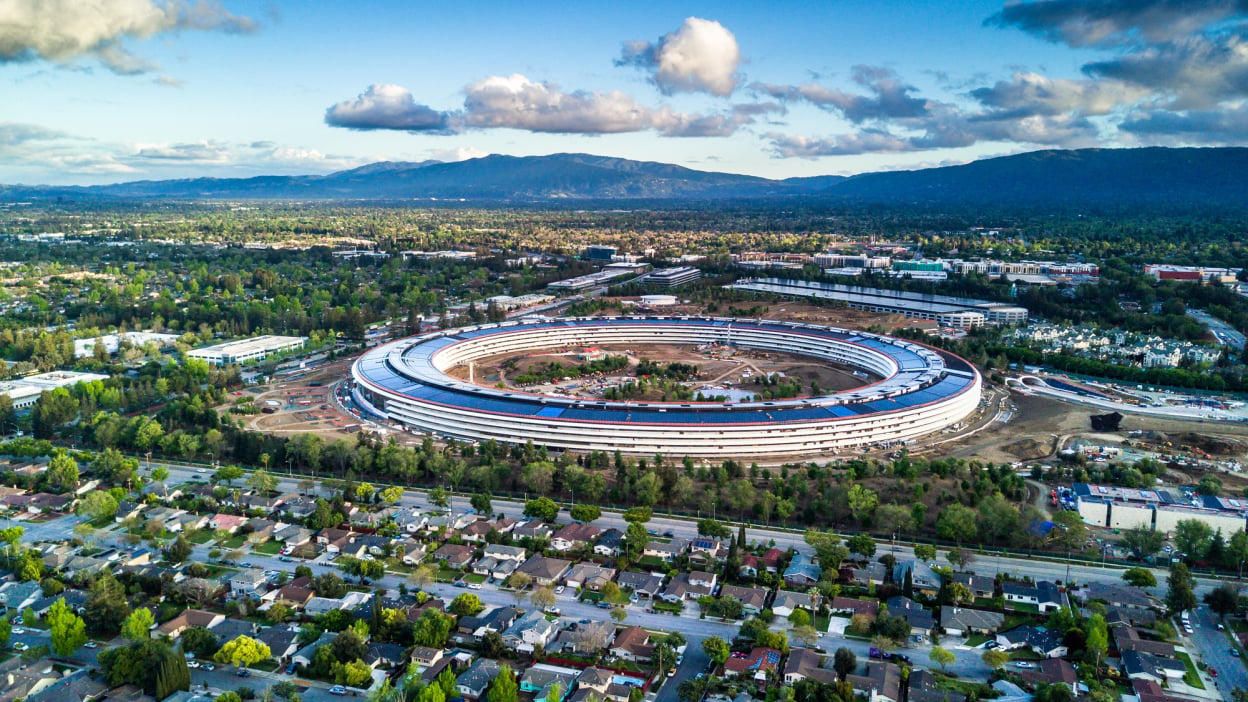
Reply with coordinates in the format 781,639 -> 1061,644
456,658 -> 502,700
952,573 -> 995,598
784,648 -> 838,685
399,542 -> 428,566
643,539 -> 689,562
594,529 -> 623,558
610,626 -> 655,662
1082,583 -> 1153,609
894,560 -> 941,595
831,596 -> 879,620
885,596 -> 935,640
941,606 -> 1004,636
848,660 -> 903,702
256,625 -> 302,662
783,552 -> 822,587
996,625 -> 1069,658
1002,580 -> 1068,613
717,584 -> 769,615
229,569 -> 269,598
563,564 -> 616,591
661,573 -> 715,602
152,609 -> 225,639
1017,658 -> 1080,696
517,556 -> 573,587
1113,626 -> 1175,657
551,523 -> 602,552
501,609 -> 560,654
1121,650 -> 1187,684
773,590 -> 817,618
616,571 -> 665,599
208,513 -> 248,533
724,647 -> 782,682
431,544 -> 475,569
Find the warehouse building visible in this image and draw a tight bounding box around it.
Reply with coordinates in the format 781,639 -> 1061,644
1073,483 -> 1246,535
0,371 -> 111,410
645,267 -> 702,288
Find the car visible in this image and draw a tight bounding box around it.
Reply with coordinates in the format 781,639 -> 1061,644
892,654 -> 912,664
662,531 -> 675,538
1218,623 -> 1225,631
597,602 -> 612,609
202,664 -> 216,672
869,647 -> 885,659
196,468 -> 206,474
240,562 -> 253,568
287,663 -> 298,674
1014,662 -> 1036,669
554,586 -> 566,595
1231,648 -> 1241,657
467,582 -> 483,590
667,668 -> 677,677
544,607 -> 561,616
279,556 -> 293,562
11,627 -> 25,635
84,641 -> 98,648
184,652 -> 195,659
237,669 -> 251,677
187,661 -> 201,669
630,594 -> 639,603
12,643 -> 27,652
453,581 -> 467,588
329,686 -> 347,696
695,674 -> 705,680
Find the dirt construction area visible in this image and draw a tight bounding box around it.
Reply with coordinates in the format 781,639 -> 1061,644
448,343 -> 875,402
228,358 -> 376,442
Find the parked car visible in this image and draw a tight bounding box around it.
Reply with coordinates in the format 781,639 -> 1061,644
453,581 -> 467,588
11,628 -> 24,635
467,582 -> 483,590
12,643 -> 27,652
1014,662 -> 1036,669
187,661 -> 201,669
1230,648 -> 1241,657
84,641 -> 98,648
237,669 -> 251,677
554,586 -> 565,595
202,664 -> 216,672
329,686 -> 347,696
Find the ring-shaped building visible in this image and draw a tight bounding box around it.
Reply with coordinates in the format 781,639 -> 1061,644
350,316 -> 981,458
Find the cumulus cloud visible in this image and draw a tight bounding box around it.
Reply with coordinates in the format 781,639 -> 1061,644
1120,103 -> 1248,141
324,84 -> 453,133
985,0 -> 1244,48
970,72 -> 1149,118
428,146 -> 489,162
1083,29 -> 1248,109
617,17 -> 742,96
0,122 -> 69,146
751,66 -> 930,123
135,140 -> 230,161
325,75 -> 771,138
0,0 -> 257,75
766,130 -> 919,157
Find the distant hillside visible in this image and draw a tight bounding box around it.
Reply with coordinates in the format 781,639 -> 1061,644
5,147 -> 1248,207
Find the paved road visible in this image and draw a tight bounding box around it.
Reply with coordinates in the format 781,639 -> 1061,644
1189,605 -> 1246,700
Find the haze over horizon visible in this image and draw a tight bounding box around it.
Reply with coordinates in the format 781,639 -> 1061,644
4,0 -> 1248,185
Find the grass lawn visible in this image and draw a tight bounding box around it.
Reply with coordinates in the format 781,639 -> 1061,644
254,541 -> 282,555
252,660 -> 280,672
436,569 -> 460,583
1003,614 -> 1037,630
188,531 -> 213,544
965,634 -> 992,647
223,535 -> 247,549
1176,651 -> 1205,689
638,556 -> 667,570
463,573 -> 487,584
1008,650 -> 1043,661
653,600 -> 683,613
1007,602 -> 1040,613
581,591 -> 604,603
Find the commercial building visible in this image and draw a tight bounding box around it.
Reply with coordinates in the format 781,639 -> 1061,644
1073,483 -> 1246,535
730,278 -> 1028,326
547,263 -> 649,292
351,316 -> 981,458
0,371 -> 111,410
73,332 -> 180,359
1144,265 -> 1242,284
583,246 -> 617,263
186,335 -> 307,366
645,267 -> 701,288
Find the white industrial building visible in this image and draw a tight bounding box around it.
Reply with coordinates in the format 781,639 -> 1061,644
730,278 -> 1029,326
1073,483 -> 1246,535
74,332 -> 180,359
645,267 -> 702,288
186,335 -> 307,366
0,371 -> 111,410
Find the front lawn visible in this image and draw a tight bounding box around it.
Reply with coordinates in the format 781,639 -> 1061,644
965,634 -> 992,647
463,573 -> 487,584
652,600 -> 683,614
253,541 -> 283,555
1176,651 -> 1205,689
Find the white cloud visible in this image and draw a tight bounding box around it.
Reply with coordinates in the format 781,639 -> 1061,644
618,17 -> 742,96
324,84 -> 452,132
0,0 -> 257,75
428,146 -> 489,162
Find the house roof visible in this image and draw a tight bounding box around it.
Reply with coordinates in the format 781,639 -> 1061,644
518,555 -> 572,580
718,584 -> 768,610
940,606 -> 1004,631
831,597 -> 879,618
724,647 -> 781,675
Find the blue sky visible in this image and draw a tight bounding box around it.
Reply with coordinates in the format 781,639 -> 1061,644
3,0 -> 1247,184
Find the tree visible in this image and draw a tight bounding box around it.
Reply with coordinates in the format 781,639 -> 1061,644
214,635 -> 271,669
487,665 -> 519,702
702,636 -> 730,667
930,646 -> 956,672
411,609 -> 454,648
247,469 -> 279,494
913,543 -> 936,561
267,603 -> 293,624
1174,519 -> 1214,562
789,609 -> 812,628
48,597 -> 87,656
450,593 -> 485,616
480,630 -> 506,659
215,464 -> 244,486
85,572 -> 131,637
622,507 -> 652,524
122,608 -> 155,642
180,627 -> 219,658
946,548 -> 975,570
936,505 -> 977,543
1205,583 -> 1241,617
1198,474 -> 1224,496
1122,567 -> 1157,588
378,486 -> 404,505
982,649 -> 1009,670
624,521 -> 649,564
1049,511 -> 1088,550
847,484 -> 879,522
833,647 -> 857,680
470,493 -> 493,515
165,534 -> 193,564
524,497 -> 559,522
1085,613 -> 1108,668
77,491 -> 119,521
48,451 -> 79,491
601,582 -> 629,606
847,534 -> 876,558
531,587 -> 557,610
1165,561 -> 1197,614
697,519 -> 732,538
805,529 -> 849,572
334,659 -> 373,687
1121,526 -> 1165,560
570,504 -> 602,524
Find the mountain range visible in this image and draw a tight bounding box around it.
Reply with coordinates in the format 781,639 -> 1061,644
4,147 -> 1248,208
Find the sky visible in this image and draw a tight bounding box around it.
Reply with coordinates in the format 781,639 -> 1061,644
3,0 -> 1248,185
